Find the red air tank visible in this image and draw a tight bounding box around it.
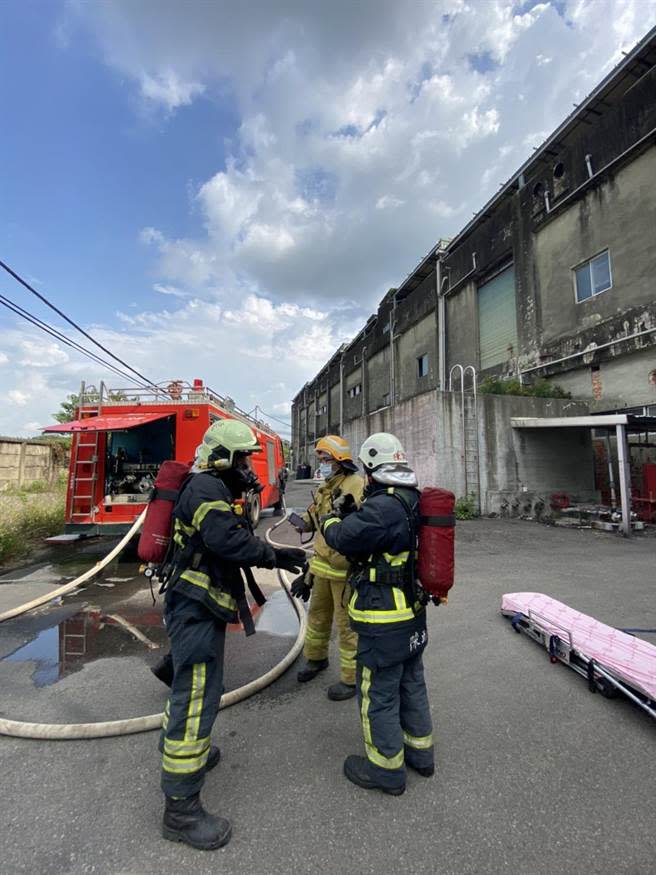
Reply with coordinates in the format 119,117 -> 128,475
137,460 -> 191,564
416,488 -> 456,600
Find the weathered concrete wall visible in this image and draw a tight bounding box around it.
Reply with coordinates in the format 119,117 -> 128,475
0,439 -> 68,490
366,347 -> 390,412
535,146 -> 656,347
396,312 -> 438,402
341,388 -> 594,515
548,347 -> 656,409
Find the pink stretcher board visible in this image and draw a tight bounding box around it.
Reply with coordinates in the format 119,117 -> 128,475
501,592 -> 656,705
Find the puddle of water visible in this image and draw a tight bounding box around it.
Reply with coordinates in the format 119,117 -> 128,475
254,589 -> 299,637
2,606 -> 168,687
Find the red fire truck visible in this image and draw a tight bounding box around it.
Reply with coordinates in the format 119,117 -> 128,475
44,378 -> 287,538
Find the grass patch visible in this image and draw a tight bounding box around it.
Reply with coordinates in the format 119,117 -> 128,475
455,493 -> 479,520
478,377 -> 571,398
0,485 -> 66,565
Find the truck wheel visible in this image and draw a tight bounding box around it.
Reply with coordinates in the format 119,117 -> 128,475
249,493 -> 261,528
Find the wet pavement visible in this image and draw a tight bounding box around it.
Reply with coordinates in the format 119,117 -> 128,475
0,481 -> 315,722
3,482 -> 654,874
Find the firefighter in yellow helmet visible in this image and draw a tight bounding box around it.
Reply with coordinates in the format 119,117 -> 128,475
290,435 -> 364,700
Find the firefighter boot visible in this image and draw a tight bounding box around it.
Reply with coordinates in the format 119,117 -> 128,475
343,755 -> 405,796
206,745 -> 221,772
327,681 -> 356,701
162,794 -> 232,851
407,762 -> 435,778
151,653 -> 174,687
297,658 -> 329,682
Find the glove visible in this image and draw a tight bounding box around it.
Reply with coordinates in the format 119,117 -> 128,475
290,566 -> 313,601
333,493 -> 357,518
274,546 -> 306,574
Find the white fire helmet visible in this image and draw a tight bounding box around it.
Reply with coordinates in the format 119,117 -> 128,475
358,432 -> 417,487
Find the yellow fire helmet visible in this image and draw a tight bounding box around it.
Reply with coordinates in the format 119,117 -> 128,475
315,434 -> 353,463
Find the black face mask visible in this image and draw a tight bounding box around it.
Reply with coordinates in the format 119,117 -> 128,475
219,464 -> 262,498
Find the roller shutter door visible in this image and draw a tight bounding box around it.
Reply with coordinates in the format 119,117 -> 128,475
478,265 -> 517,370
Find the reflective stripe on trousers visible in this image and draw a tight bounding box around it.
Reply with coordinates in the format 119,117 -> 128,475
160,592 -> 226,798
356,651 -> 434,789
303,576 -> 356,684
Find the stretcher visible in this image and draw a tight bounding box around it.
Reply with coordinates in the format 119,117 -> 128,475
501,592 -> 656,720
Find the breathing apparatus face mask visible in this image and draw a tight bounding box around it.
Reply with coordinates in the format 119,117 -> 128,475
217,452 -> 259,497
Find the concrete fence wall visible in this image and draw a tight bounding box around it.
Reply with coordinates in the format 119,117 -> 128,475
0,438 -> 68,490
336,389 -> 596,516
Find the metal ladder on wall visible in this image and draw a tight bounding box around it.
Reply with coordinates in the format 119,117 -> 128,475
449,365 -> 480,508
70,382 -> 103,522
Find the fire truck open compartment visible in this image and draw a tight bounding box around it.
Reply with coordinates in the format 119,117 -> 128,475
104,415 -> 175,504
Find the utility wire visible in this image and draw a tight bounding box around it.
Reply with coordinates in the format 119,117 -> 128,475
259,409 -> 292,428
0,293 -> 152,388
0,258 -> 159,389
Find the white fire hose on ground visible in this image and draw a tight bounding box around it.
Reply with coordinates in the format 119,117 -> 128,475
0,512 -> 310,740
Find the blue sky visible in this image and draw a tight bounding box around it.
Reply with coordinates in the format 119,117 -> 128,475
0,1 -> 654,436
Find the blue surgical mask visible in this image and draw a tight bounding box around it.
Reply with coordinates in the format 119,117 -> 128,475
319,462 -> 334,480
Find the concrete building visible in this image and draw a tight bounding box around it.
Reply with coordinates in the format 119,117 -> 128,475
292,28 -> 656,521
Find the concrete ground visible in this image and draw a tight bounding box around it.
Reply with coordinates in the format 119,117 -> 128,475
0,479 -> 654,874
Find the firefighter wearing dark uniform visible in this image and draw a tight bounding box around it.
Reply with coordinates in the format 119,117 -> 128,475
159,419 -> 305,850
320,432 -> 434,795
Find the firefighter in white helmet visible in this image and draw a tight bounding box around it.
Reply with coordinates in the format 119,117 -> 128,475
290,434 -> 364,700
320,432 -> 434,794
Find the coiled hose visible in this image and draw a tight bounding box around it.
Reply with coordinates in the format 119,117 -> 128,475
0,512 -> 309,740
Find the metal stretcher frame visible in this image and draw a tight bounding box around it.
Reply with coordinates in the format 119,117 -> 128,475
501,593 -> 656,721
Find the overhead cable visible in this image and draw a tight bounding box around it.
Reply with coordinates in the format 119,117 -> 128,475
0,258 -> 158,389
0,293 -> 151,388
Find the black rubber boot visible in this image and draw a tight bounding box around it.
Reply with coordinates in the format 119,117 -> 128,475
297,658 -> 329,683
407,762 -> 435,778
343,755 -> 405,796
206,745 -> 221,772
327,682 -> 356,701
162,794 -> 232,850
151,653 -> 174,687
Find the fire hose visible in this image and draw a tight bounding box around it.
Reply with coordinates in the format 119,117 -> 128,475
0,511 -> 311,740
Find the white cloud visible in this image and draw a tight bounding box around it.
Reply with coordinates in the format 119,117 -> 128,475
5,0 -> 647,438
140,70 -> 205,111
8,390 -> 29,406
0,352 -> 8,365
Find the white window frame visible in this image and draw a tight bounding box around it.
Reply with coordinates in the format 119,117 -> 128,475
572,249 -> 612,304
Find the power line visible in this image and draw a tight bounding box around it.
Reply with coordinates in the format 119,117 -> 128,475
259,409 -> 292,428
0,292 -> 152,388
0,258 -> 159,389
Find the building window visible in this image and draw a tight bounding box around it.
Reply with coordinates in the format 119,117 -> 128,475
319,405 -> 327,414
417,353 -> 429,378
382,392 -> 390,406
347,384 -> 361,398
383,322 -> 390,334
574,250 -> 612,303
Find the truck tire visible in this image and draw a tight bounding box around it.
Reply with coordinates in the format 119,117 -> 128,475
249,492 -> 261,528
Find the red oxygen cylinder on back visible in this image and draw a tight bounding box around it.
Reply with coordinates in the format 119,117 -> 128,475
416,487 -> 456,600
137,460 -> 191,564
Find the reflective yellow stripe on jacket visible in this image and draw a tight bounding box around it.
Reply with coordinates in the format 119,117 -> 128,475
348,587 -> 415,624
309,555 -> 348,580
179,569 -> 238,613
